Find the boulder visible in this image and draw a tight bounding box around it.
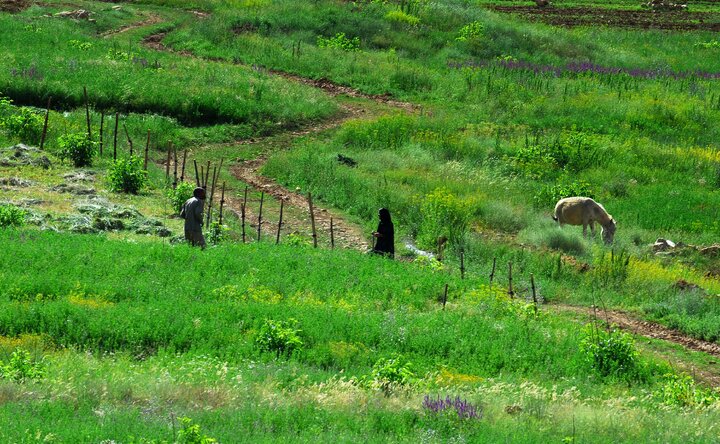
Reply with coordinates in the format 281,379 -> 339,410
653,238 -> 676,252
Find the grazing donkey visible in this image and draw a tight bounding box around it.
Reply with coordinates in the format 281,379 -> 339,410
553,196 -> 617,244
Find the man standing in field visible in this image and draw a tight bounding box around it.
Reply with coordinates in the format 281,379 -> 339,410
181,187 -> 206,249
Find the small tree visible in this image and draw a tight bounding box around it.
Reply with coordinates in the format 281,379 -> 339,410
57,133 -> 98,167
108,155 -> 148,194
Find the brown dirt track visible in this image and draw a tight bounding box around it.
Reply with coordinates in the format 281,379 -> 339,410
488,5 -> 720,31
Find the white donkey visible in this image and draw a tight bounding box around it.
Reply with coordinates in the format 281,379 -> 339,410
553,196 -> 616,244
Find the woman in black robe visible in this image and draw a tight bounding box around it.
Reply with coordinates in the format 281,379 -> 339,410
372,208 -> 394,258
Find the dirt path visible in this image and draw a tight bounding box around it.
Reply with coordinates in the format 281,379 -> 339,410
100,14 -> 163,38
141,28 -> 418,251
554,304 -> 720,357
554,304 -> 720,385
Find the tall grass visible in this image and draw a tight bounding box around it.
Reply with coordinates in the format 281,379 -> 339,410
0,10 -> 337,127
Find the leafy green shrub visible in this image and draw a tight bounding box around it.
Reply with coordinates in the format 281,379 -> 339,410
317,33 -> 360,52
695,40 -> 720,49
108,156 -> 149,194
0,205 -> 25,228
385,9 -> 420,27
178,417 -> 218,444
166,181 -> 195,213
417,188 -> 471,250
57,133 -> 97,167
254,318 -> 304,358
207,221 -> 228,246
533,179 -> 594,208
1,107 -> 43,145
513,132 -> 605,179
579,324 -> 642,381
0,348 -> 44,382
456,21 -> 484,42
360,355 -> 415,393
511,144 -> 558,180
656,373 -> 720,408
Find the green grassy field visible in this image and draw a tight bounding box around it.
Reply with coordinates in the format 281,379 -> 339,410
3,0 -> 720,441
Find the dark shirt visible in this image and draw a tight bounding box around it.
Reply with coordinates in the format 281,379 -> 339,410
181,197 -> 204,233
373,220 -> 394,257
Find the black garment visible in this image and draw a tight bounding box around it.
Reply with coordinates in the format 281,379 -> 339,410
373,220 -> 395,257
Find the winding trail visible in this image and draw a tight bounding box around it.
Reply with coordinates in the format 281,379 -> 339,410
140,26 -> 417,250
126,15 -> 720,383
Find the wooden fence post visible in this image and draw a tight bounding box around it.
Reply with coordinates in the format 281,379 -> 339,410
143,129 -> 150,170
123,123 -> 133,156
218,182 -> 226,226
508,261 -> 514,299
113,112 -> 119,161
83,86 -> 91,140
173,146 -> 178,189
460,249 -> 465,280
180,149 -> 187,183
165,143 -> 172,179
257,191 -> 264,242
193,160 -> 200,187
276,199 -> 284,245
531,273 -> 538,315
99,111 -> 104,155
241,186 -> 248,243
489,257 -> 496,286
308,192 -> 317,248
205,166 -> 218,228
442,283 -> 449,310
204,161 -> 210,188
40,97 -> 51,150
330,217 -> 335,249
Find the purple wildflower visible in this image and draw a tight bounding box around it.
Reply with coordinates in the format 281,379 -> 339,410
422,395 -> 482,420
449,59 -> 720,80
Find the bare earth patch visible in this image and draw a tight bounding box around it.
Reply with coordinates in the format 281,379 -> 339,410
487,5 -> 720,31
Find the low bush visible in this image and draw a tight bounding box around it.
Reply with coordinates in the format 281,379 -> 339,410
417,187 -> 472,250
579,324 -> 644,381
0,348 -> 44,382
317,32 -> 360,51
360,355 -> 415,393
56,133 -> 97,167
0,205 -> 25,228
108,156 -> 149,194
656,373 -> 720,408
0,106 -> 43,145
254,318 -> 304,358
166,181 -> 195,213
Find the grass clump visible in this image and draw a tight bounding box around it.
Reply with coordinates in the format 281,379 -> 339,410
579,324 -> 645,382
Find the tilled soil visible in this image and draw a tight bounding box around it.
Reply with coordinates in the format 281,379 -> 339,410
488,5 -> 720,31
